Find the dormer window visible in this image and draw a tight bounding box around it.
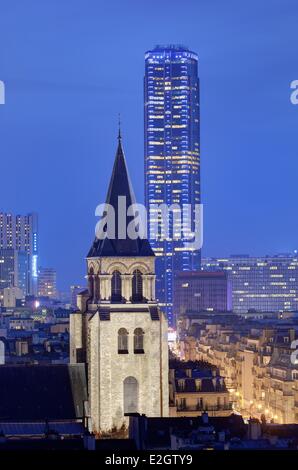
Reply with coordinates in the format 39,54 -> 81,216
178,379 -> 185,391
195,379 -> 201,391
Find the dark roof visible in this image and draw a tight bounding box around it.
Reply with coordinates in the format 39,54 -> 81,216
87,136 -> 154,258
264,424 -> 298,438
169,359 -> 216,371
175,368 -> 213,379
138,414 -> 246,448
0,421 -> 85,436
88,305 -> 160,322
0,439 -> 85,451
96,439 -> 136,450
0,364 -> 87,420
174,374 -> 227,393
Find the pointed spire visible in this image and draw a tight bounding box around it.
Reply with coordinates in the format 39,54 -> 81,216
87,131 -> 155,258
118,113 -> 122,141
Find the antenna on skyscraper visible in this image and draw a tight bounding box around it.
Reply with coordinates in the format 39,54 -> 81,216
118,113 -> 122,141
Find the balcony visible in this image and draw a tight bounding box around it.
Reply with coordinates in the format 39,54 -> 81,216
176,403 -> 233,412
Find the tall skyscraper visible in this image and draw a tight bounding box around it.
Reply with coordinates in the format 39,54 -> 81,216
144,45 -> 201,326
0,212 -> 38,294
0,248 -> 29,304
0,248 -> 15,291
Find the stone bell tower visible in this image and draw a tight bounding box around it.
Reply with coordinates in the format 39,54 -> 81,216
70,132 -> 169,433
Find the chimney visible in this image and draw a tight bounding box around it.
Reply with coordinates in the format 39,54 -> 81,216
247,418 -> 262,440
202,411 -> 209,424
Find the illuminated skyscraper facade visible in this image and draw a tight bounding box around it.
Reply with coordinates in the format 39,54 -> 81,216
0,249 -> 29,304
202,254 -> 298,313
144,45 -> 201,326
38,267 -> 57,298
0,212 -> 38,295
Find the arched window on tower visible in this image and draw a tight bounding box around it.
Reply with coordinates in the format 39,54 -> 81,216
132,269 -> 143,302
118,328 -> 128,354
123,377 -> 139,414
94,275 -> 100,303
111,270 -> 122,302
88,267 -> 94,299
134,328 -> 144,354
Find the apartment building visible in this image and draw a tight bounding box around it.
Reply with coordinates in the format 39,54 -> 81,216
178,312 -> 298,423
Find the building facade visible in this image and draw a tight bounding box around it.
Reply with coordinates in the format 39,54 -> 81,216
179,311 -> 298,424
169,361 -> 232,418
70,135 -> 169,433
174,271 -> 232,321
0,248 -> 15,292
38,267 -> 57,298
0,212 -> 38,295
144,45 -> 201,327
202,255 -> 298,313
3,286 -> 24,307
0,248 -> 29,304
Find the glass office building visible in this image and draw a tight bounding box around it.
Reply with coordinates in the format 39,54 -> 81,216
0,248 -> 29,304
0,212 -> 38,295
202,254 -> 298,313
144,45 -> 201,326
0,248 -> 15,291
38,267 -> 57,298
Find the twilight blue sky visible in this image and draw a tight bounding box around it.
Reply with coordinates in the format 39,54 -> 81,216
0,0 -> 297,290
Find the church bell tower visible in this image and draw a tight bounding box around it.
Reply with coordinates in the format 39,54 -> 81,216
70,132 -> 169,433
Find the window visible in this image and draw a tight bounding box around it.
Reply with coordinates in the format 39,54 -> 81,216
178,379 -> 185,391
123,377 -> 138,414
197,398 -> 203,410
88,267 -> 94,298
179,398 -> 186,410
93,275 -> 99,302
111,270 -> 122,302
132,269 -> 143,302
134,328 -> 144,354
195,379 -> 201,391
118,328 -> 128,354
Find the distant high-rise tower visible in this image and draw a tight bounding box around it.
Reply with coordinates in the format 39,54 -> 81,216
0,248 -> 29,303
144,45 -> 201,326
0,212 -> 38,295
38,267 -> 57,298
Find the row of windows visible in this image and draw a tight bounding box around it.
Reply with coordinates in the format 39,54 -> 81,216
112,269 -> 144,302
89,269 -> 144,303
118,328 -> 144,354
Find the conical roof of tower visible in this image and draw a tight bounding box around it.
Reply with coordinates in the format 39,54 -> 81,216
87,135 -> 155,258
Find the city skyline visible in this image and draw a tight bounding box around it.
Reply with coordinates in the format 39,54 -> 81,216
0,1 -> 298,456
0,1 -> 298,291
